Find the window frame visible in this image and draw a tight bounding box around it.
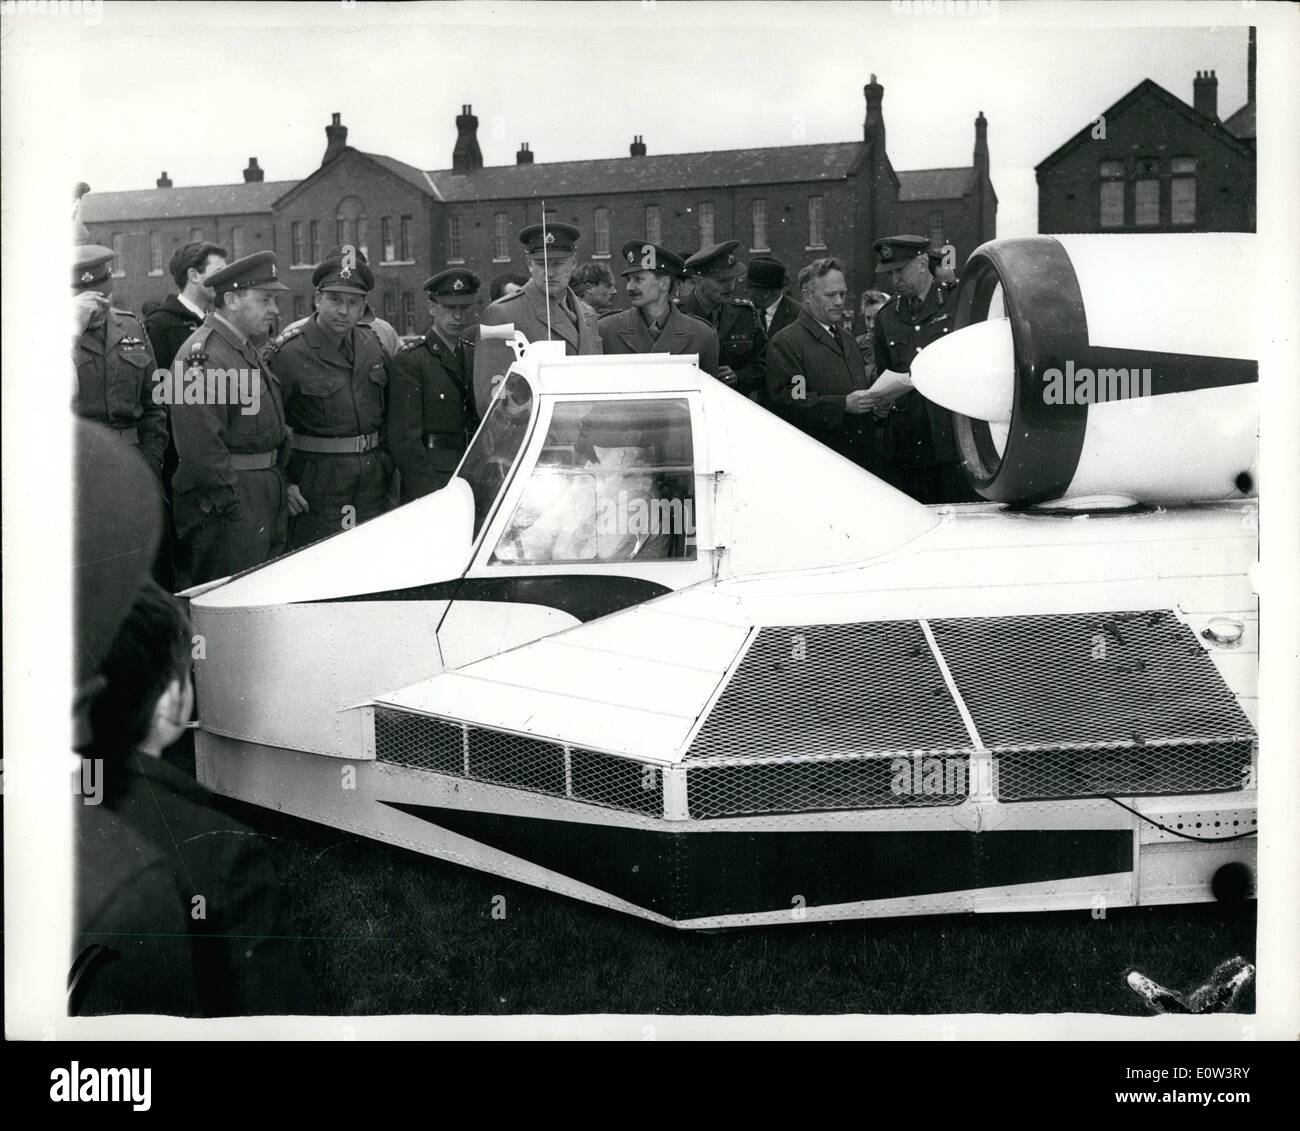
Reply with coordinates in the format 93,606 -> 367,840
593,207 -> 610,258
447,215 -> 464,263
148,231 -> 164,276
751,199 -> 769,253
698,201 -> 715,248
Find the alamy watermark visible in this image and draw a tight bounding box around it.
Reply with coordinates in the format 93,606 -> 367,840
0,0 -> 103,24
152,361 -> 261,416
1043,360 -> 1153,405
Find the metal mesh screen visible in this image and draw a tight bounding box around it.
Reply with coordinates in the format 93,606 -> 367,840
929,611 -> 1256,801
571,748 -> 664,816
465,728 -> 567,794
686,621 -> 972,761
687,752 -> 969,819
374,708 -> 463,774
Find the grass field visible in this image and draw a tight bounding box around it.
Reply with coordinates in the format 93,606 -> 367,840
219,784 -> 1257,1019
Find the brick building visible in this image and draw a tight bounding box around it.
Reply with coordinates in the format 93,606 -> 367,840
1036,31 -> 1256,234
82,77 -> 997,332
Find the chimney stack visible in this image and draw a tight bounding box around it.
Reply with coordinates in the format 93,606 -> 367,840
243,157 -> 264,183
323,112 -> 348,165
156,171 -> 172,188
1193,70 -> 1219,121
630,135 -> 647,157
453,104 -> 483,173
863,73 -> 885,150
1247,26 -> 1256,106
516,142 -> 534,165
973,111 -> 989,175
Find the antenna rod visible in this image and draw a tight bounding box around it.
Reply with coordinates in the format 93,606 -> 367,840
541,199 -> 552,341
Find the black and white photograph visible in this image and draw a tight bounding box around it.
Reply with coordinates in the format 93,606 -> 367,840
3,0 -> 1298,1064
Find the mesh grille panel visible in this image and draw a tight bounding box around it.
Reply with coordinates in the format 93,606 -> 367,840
688,753 -> 969,819
374,708 -> 463,774
571,748 -> 663,816
687,621 -> 972,761
992,738 -> 1254,801
466,729 -> 566,794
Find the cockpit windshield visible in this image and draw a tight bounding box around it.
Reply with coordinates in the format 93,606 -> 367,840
456,372 -> 535,537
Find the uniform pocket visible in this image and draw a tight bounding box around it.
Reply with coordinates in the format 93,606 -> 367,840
367,363 -> 388,390
298,374 -> 347,398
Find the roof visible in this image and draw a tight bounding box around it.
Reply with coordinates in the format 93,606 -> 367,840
1221,101 -> 1255,141
79,180 -> 294,223
359,152 -> 440,197
897,166 -> 975,202
1036,78 -> 1255,171
422,141 -> 865,201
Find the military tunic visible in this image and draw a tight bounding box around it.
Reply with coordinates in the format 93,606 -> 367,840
171,314 -> 290,587
596,304 -> 720,375
871,278 -> 977,504
675,291 -> 767,399
472,278 -> 602,416
388,327 -> 477,502
73,307 -> 168,475
264,315 -> 391,549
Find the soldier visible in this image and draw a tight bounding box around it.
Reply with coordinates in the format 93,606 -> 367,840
264,251 -> 392,550
171,251 -> 291,587
388,268 -> 482,502
598,241 -> 719,373
746,257 -> 801,339
72,245 -> 168,478
472,221 -> 602,416
677,241 -> 767,400
869,234 -> 977,504
570,261 -> 619,314
279,246 -> 401,360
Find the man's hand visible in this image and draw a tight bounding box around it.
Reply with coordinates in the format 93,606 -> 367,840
73,291 -> 108,335
287,484 -> 310,516
844,389 -> 876,414
715,365 -> 738,387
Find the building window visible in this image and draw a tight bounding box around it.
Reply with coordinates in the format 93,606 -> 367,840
382,218 -> 395,263
402,291 -> 416,335
494,212 -> 511,260
111,233 -> 126,276
645,205 -> 661,245
383,290 -> 398,328
698,201 -> 714,248
400,215 -> 412,261
148,231 -> 163,275
293,294 -> 306,321
335,196 -> 367,259
928,209 -> 945,249
230,226 -> 245,260
447,216 -> 463,262
593,207 -> 610,257
1134,178 -> 1159,226
1099,182 -> 1124,228
292,221 -> 306,265
357,217 -> 368,260
309,220 -> 321,264
751,199 -> 769,251
188,227 -> 202,242
806,196 -> 826,248
1171,157 -> 1197,226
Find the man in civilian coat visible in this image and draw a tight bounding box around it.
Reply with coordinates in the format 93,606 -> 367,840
597,241 -> 719,374
765,256 -> 876,468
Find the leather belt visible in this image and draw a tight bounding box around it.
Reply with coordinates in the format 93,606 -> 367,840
229,450 -> 278,471
292,431 -> 381,454
115,426 -> 140,446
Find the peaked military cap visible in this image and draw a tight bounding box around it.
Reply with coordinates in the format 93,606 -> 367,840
208,250 -> 289,295
685,240 -> 744,278
873,234 -> 930,274
313,253 -> 374,294
619,241 -> 684,277
423,267 -> 482,305
73,244 -> 115,291
520,221 -> 580,256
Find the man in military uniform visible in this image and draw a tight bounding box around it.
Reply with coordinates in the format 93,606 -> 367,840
869,234 -> 977,504
598,242 -> 719,373
766,257 -> 874,467
72,245 -> 168,478
280,247 -> 402,360
473,221 -> 602,416
388,268 -> 482,502
171,251 -> 291,587
677,241 -> 767,400
264,251 -> 392,550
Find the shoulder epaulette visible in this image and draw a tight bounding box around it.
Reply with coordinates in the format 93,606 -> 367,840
730,296 -> 755,307
398,337 -> 426,353
266,323 -> 306,354
597,308 -> 624,321
496,289 -> 525,304
111,307 -> 143,322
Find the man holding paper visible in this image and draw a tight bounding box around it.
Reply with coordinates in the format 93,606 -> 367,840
869,234 -> 978,503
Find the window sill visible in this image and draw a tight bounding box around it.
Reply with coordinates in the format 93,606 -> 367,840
382,259 -> 417,266
591,253 -> 611,260
148,270 -> 164,277
446,258 -> 466,265
492,257 -> 512,264
291,263 -> 313,270
750,247 -> 771,254
111,271 -> 126,278
804,245 -> 828,252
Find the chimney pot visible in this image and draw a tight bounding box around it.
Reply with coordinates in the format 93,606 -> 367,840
1193,68 -> 1219,121
243,157 -> 264,183
453,102 -> 483,173
516,141 -> 534,165
323,112 -> 348,165
630,135 -> 647,157
156,171 -> 172,188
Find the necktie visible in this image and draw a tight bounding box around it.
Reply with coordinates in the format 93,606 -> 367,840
340,334 -> 355,365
